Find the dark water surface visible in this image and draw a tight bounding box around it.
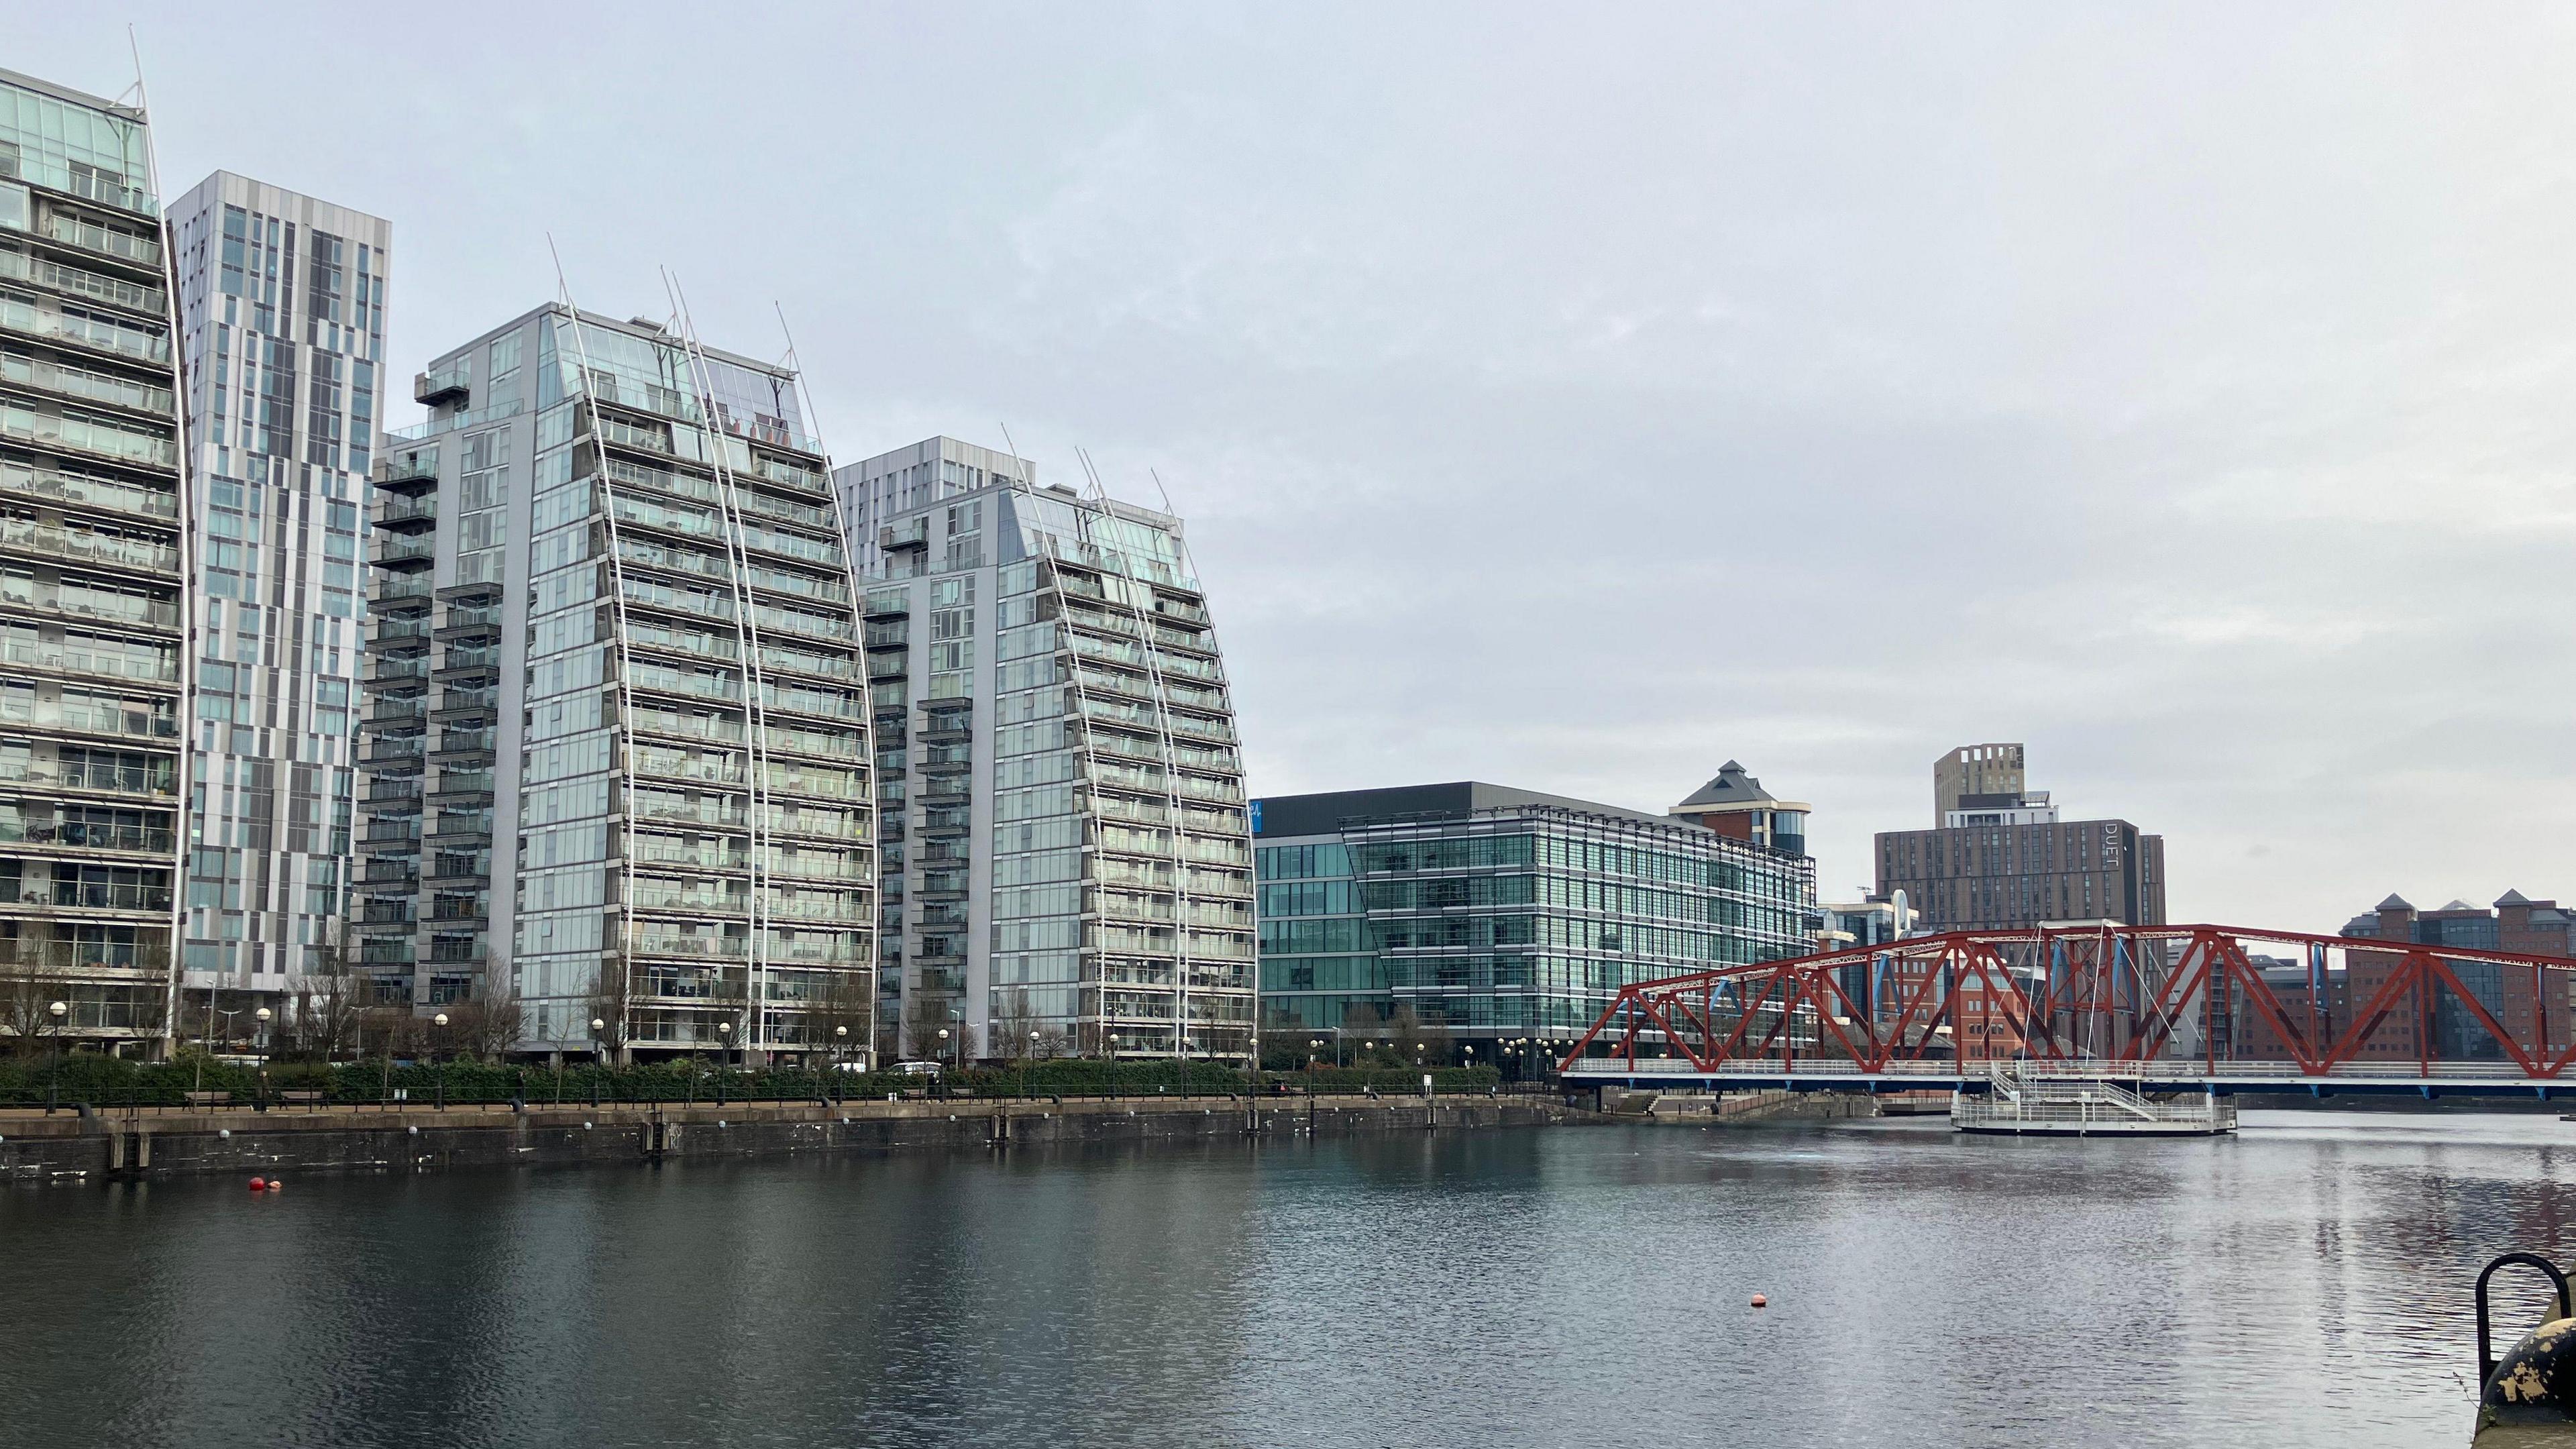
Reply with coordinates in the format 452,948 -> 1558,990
5,1110 -> 2571,1448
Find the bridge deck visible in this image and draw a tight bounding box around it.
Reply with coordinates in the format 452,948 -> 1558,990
1560,1060 -> 2576,1099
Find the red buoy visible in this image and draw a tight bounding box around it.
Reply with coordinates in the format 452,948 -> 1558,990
1750,1293 -> 1768,1308
248,1177 -> 267,1191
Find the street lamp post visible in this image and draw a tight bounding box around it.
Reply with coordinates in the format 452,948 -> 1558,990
832,1023 -> 850,1106
44,999 -> 66,1114
1024,1030 -> 1039,1100
253,1007 -> 273,1111
716,1020 -> 733,1106
936,1026 -> 950,1097
590,1018 -> 606,1107
1307,1038 -> 1322,1098
433,1012 -> 449,1110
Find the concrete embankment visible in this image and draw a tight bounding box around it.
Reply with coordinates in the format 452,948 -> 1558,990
1597,1088 -> 1880,1124
0,1094 -> 1598,1183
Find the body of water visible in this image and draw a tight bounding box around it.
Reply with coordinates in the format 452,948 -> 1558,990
5,1110 -> 2569,1447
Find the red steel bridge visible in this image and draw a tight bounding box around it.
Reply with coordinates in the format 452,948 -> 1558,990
1558,923 -> 2576,1099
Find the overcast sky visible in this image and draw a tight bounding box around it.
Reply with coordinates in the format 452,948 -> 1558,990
18,4 -> 2575,932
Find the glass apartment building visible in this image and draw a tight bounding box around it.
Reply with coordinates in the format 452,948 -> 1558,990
0,68 -> 189,1050
1252,783 -> 1819,1057
167,171 -> 385,1012
356,305 -> 875,1059
834,437 -> 1254,1063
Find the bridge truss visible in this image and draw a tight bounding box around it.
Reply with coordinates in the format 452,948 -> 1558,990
1559,923 -> 2576,1084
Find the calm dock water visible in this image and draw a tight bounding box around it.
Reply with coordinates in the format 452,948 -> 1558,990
4,1110 -> 2565,1447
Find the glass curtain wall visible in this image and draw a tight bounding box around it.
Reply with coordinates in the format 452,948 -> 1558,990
520,313 -> 872,1059
0,72 -> 186,1049
1016,499 -> 1254,1059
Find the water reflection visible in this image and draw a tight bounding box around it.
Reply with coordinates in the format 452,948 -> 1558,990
3,1111 -> 2566,1446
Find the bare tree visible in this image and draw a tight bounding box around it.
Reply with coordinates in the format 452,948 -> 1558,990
996,988 -> 1038,1061
903,1008 -> 948,1063
0,954 -> 65,1057
282,949 -> 366,1062
449,975 -> 527,1062
802,969 -> 872,1066
584,962 -> 637,1066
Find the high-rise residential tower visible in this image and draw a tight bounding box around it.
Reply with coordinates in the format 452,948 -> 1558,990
835,437 -> 1254,1064
357,305 -> 876,1061
167,172 -> 386,1019
0,68 -> 189,1051
1876,743 -> 2167,932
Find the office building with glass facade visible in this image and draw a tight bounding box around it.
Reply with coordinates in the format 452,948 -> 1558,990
356,305 -> 875,1059
1252,782 -> 1819,1058
834,437 -> 1254,1063
167,171 -> 384,1015
0,68 -> 189,1051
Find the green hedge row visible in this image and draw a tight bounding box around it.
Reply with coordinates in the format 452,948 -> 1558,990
0,1053 -> 1503,1107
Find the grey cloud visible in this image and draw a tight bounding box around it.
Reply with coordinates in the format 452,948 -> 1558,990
19,0 -> 2576,928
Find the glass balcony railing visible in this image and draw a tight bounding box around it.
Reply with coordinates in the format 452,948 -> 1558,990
624,620 -> 739,661
631,745 -> 744,784
376,494 -> 437,530
385,398 -> 523,445
0,351 -> 173,417
0,816 -> 176,853
375,533 -> 435,567
0,514 -> 179,574
378,445 -> 439,484
627,705 -> 747,745
0,399 -> 176,468
39,211 -> 162,267
0,244 -> 164,314
627,661 -> 740,702
631,794 -> 747,829
628,931 -> 749,959
734,486 -> 837,531
414,362 -> 470,405
5,631 -> 176,683
0,459 -> 176,520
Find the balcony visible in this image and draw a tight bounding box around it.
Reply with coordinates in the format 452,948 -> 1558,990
376,574 -> 433,609
0,292 -> 168,370
433,687 -> 497,720
436,645 -> 500,677
376,494 -> 437,531
38,211 -> 162,269
0,242 -> 163,315
436,602 -> 502,639
429,811 -> 492,840
415,364 -> 470,406
366,655 -> 429,687
0,816 -> 176,855
879,519 -> 929,552
370,615 -> 431,647
0,459 -> 176,522
358,736 -> 425,767
1,352 -> 174,418
429,769 -> 494,801
375,533 -> 435,569
431,728 -> 495,759
0,515 -> 179,576
377,444 -> 440,490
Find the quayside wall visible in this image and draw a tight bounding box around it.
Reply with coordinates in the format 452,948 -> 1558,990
0,1094 -> 1596,1183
